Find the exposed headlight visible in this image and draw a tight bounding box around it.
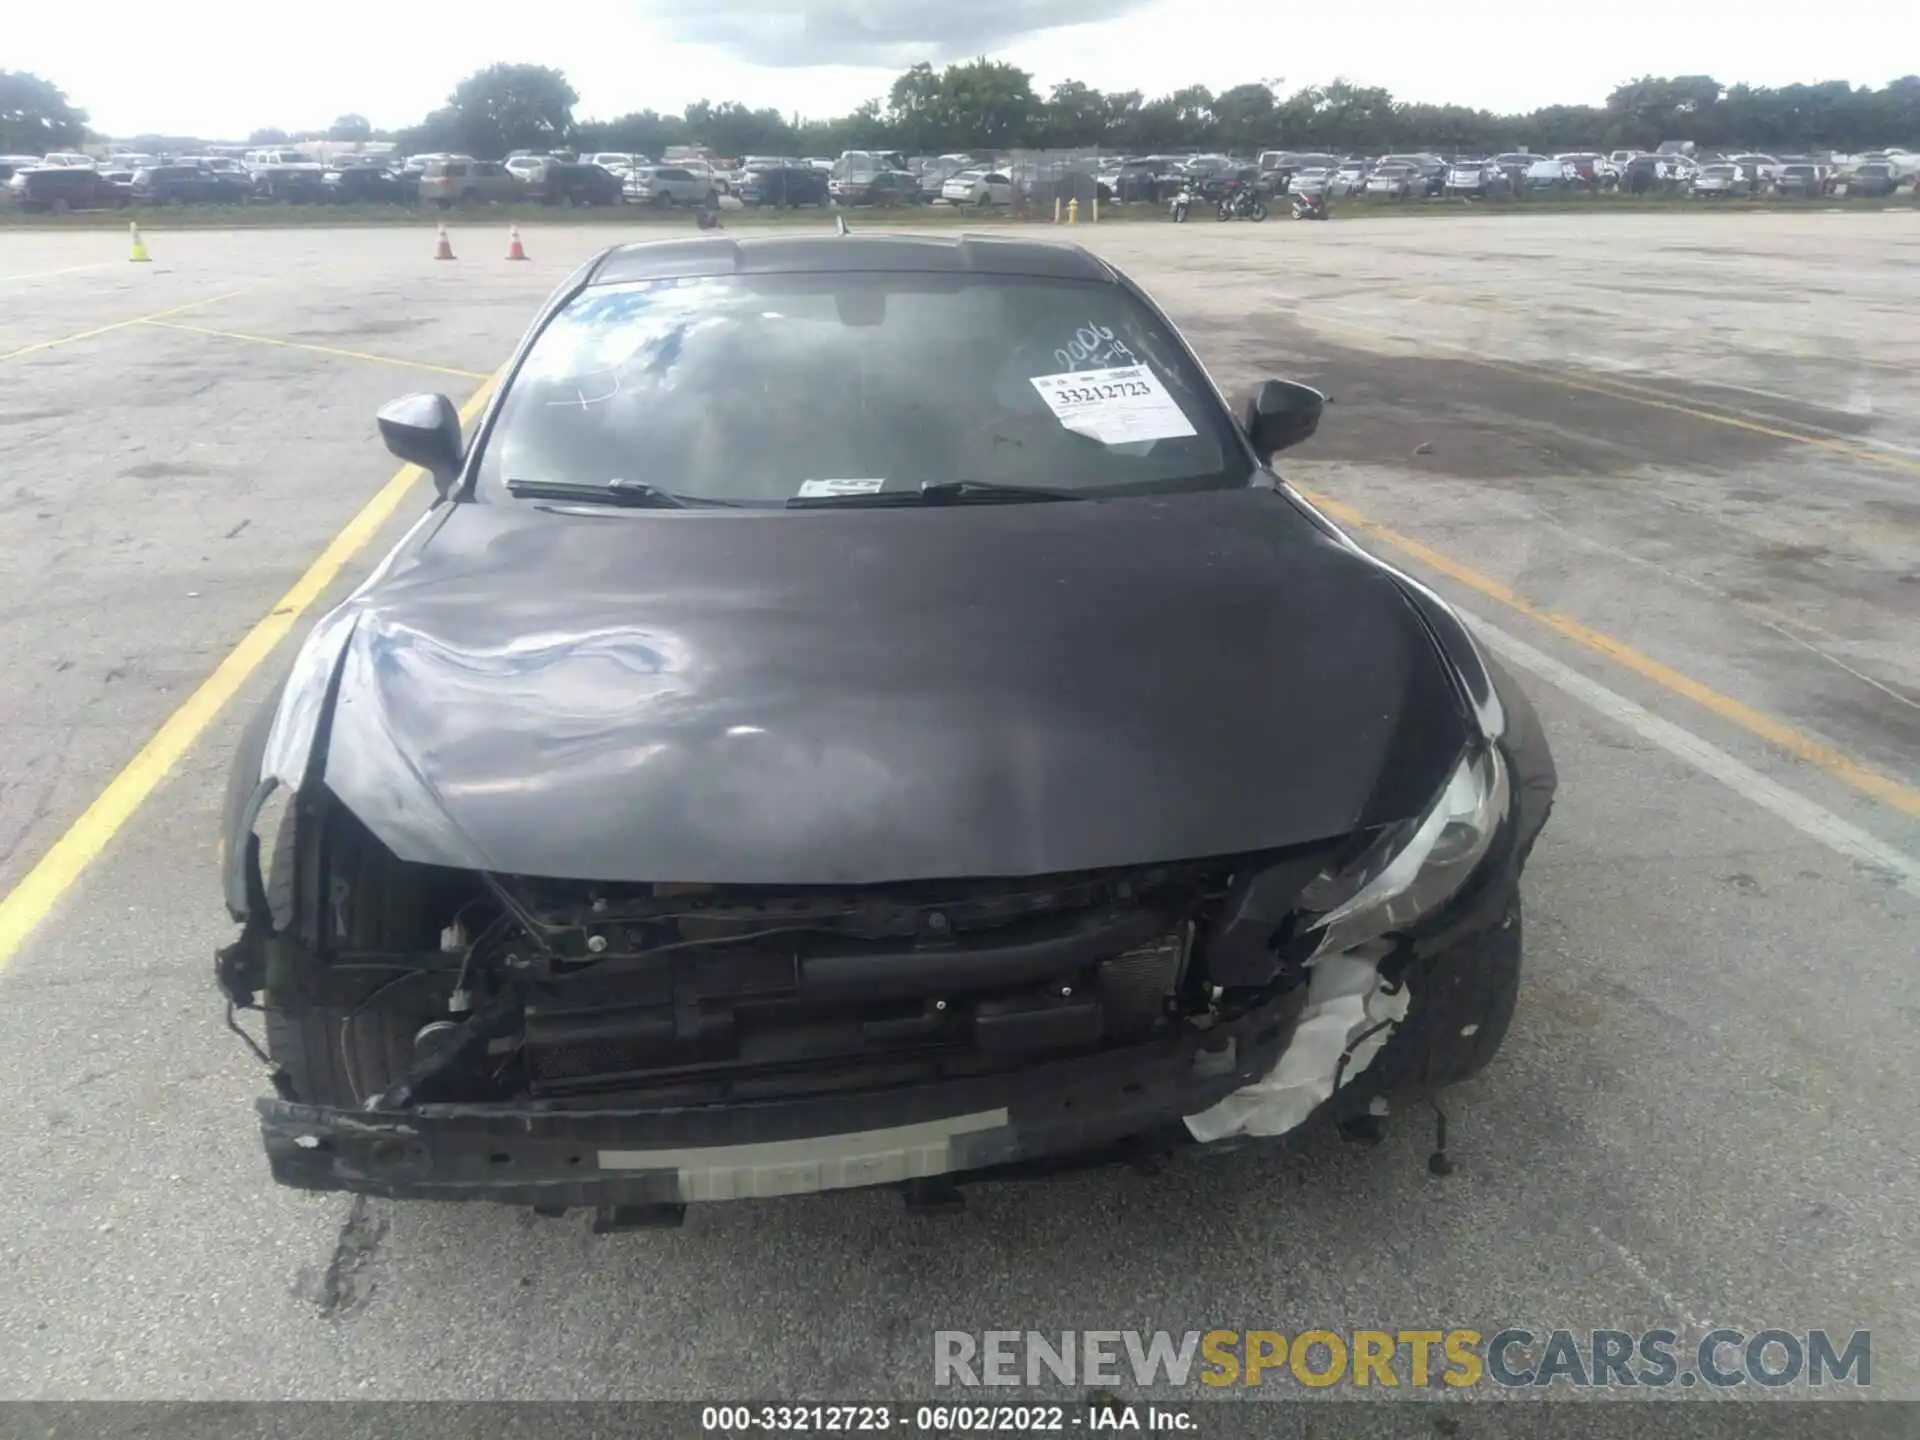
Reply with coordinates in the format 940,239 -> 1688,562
1298,744 -> 1509,957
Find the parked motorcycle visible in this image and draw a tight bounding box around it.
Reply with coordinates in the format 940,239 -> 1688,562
1291,190 -> 1328,220
1215,181 -> 1267,222
1168,182 -> 1196,222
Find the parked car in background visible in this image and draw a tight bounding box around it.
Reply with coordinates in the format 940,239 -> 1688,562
323,160 -> 417,204
831,167 -> 922,207
1260,152 -> 1339,194
914,154 -> 977,199
1101,157 -> 1177,203
1554,153 -> 1614,187
1689,163 -> 1754,197
1728,153 -> 1782,183
6,165 -> 128,212
1325,159 -> 1371,197
734,162 -> 831,208
939,168 -> 1014,206
246,148 -> 326,201
1770,163 -> 1826,198
1845,162 -> 1899,197
40,151 -> 94,169
1445,160 -> 1510,199
521,161 -> 624,206
1374,153 -> 1446,195
129,164 -> 233,205
0,155 -> 39,182
417,157 -> 521,207
1286,165 -> 1334,197
624,164 -> 718,207
504,155 -> 547,182
177,155 -> 254,199
586,153 -> 649,179
1490,153 -> 1539,189
674,157 -> 729,193
1522,157 -> 1579,192
1365,162 -> 1419,198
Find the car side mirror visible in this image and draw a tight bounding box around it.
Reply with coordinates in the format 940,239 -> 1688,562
376,393 -> 463,496
1243,379 -> 1324,460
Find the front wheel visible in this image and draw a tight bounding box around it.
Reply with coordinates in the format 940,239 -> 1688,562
1248,201 -> 1267,222
1171,201 -> 1188,222
263,804 -> 440,1108
1216,202 -> 1230,221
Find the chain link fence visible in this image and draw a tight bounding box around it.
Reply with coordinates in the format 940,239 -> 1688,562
1002,149 -> 1116,214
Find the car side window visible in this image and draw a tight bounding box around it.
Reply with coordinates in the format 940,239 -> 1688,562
986,173 -> 1008,185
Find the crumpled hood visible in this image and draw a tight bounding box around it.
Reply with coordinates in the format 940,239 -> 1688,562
317,488 -> 1468,885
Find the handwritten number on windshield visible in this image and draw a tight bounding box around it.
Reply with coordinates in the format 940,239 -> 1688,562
1054,322 -> 1138,372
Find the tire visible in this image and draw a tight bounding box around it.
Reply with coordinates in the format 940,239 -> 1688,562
975,191 -> 990,207
1249,202 -> 1267,222
1172,202 -> 1188,222
263,802 -> 437,1108
1215,202 -> 1229,222
1370,893 -> 1525,1094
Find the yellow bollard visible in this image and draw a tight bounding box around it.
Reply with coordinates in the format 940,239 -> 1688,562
1067,198 -> 1078,225
1054,195 -> 1062,223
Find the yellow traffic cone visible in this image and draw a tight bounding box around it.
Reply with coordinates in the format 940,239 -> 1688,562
129,222 -> 151,263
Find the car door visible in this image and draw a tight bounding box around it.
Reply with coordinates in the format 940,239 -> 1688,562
981,172 -> 1011,205
470,161 -> 510,202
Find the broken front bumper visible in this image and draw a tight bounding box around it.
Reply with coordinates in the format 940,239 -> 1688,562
259,990 -> 1308,1208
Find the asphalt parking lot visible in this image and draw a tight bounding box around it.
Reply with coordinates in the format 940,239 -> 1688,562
0,211 -> 1915,1402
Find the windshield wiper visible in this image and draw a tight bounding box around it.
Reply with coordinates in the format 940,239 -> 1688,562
506,478 -> 737,509
786,480 -> 1086,509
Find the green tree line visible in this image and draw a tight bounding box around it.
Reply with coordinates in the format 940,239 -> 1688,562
5,63 -> 1916,162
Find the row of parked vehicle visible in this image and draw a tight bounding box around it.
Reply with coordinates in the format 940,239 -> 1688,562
1219,146 -> 1917,202
0,146 -> 696,213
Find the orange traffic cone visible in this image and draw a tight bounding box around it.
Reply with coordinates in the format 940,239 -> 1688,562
433,222 -> 456,260
506,224 -> 528,261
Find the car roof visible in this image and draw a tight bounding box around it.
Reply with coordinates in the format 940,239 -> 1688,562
587,233 -> 1118,287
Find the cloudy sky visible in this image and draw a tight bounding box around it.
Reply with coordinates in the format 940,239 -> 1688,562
15,0 -> 1904,139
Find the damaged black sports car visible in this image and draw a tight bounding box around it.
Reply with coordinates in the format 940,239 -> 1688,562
216,233 -> 1555,1222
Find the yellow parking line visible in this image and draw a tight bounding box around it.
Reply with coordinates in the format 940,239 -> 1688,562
141,319 -> 492,380
0,261 -> 120,285
1309,313 -> 1920,475
1299,486 -> 1920,820
0,289 -> 254,364
0,372 -> 501,974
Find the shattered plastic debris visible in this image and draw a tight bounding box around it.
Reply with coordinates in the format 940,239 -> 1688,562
1182,953 -> 1410,1143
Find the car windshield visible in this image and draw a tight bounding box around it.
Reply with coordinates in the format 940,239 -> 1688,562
477,271 -> 1248,506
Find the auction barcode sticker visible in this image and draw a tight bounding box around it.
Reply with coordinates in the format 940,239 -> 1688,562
1030,364 -> 1197,445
